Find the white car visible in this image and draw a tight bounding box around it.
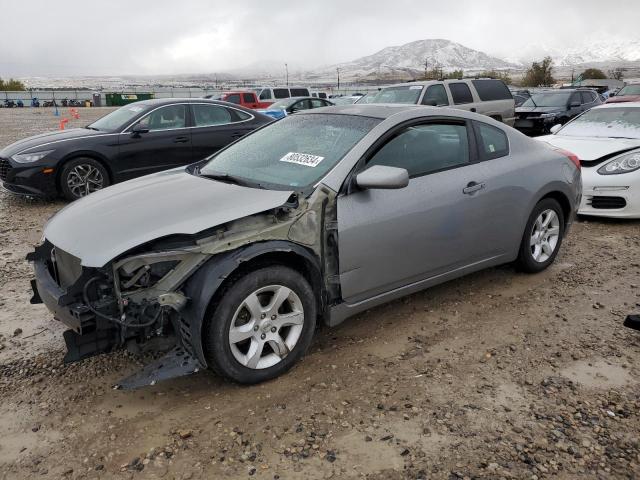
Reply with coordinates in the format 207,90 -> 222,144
538,103 -> 640,218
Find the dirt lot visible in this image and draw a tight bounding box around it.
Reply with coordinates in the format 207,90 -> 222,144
1,107 -> 640,480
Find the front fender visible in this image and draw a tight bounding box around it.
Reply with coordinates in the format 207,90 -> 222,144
180,240 -> 321,368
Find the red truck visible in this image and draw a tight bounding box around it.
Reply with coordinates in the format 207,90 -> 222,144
217,91 -> 272,110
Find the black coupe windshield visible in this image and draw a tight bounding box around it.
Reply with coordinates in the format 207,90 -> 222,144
558,107 -> 640,138
368,86 -> 423,104
88,103 -> 149,131
522,92 -> 571,108
200,114 -> 381,189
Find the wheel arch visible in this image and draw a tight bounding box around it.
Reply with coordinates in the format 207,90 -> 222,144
56,151 -> 114,192
180,240 -> 323,368
539,190 -> 572,232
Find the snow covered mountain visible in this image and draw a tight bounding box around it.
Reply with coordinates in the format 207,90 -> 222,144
507,38 -> 640,67
307,39 -> 517,80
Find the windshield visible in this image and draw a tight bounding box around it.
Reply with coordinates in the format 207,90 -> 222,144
200,114 -> 381,189
88,103 -> 149,131
367,85 -> 423,104
617,85 -> 640,96
521,92 -> 571,108
268,98 -> 297,109
558,107 -> 640,138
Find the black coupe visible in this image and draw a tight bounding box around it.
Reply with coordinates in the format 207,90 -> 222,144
0,99 -> 273,200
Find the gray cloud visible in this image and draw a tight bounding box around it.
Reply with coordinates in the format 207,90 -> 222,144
1,0 -> 639,76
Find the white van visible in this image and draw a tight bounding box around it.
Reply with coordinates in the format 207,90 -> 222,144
253,86 -> 312,104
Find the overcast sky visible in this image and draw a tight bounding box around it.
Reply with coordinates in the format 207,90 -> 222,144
1,0 -> 639,77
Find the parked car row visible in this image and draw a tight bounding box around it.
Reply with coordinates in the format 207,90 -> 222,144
3,84 -> 639,387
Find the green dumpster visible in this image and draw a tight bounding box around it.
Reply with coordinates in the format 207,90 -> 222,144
105,92 -> 154,106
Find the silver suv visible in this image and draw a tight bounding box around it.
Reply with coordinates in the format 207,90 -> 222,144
364,78 -> 516,126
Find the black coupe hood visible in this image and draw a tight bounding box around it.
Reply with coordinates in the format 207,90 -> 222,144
0,128 -> 109,157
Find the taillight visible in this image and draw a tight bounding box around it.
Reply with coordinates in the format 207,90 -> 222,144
555,147 -> 580,170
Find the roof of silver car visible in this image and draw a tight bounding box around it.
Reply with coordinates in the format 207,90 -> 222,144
303,104 -> 425,119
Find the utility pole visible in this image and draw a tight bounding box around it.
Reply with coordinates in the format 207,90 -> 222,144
336,67 -> 340,93
424,58 -> 428,79
285,63 -> 289,86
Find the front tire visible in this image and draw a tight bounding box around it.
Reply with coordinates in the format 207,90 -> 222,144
60,157 -> 109,201
515,198 -> 565,273
203,266 -> 317,384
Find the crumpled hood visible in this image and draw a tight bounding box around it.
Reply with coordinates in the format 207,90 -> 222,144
536,135 -> 640,161
0,128 -> 106,157
44,168 -> 294,267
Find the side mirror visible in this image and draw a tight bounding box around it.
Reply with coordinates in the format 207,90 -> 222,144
355,165 -> 409,190
423,99 -> 438,106
609,92 -> 616,97
131,123 -> 149,135
569,102 -> 581,108
549,124 -> 562,134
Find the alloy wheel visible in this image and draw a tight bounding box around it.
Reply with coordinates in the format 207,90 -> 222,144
66,164 -> 105,198
529,209 -> 560,263
228,285 -> 305,369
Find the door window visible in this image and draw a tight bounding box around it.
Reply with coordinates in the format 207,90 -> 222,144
449,83 -> 474,104
192,104 -> 232,127
226,94 -> 241,104
310,98 -> 328,108
259,89 -> 273,100
475,122 -> 509,160
421,84 -> 449,106
367,123 -> 470,177
242,93 -> 255,103
137,104 -> 186,131
580,91 -> 595,104
291,99 -> 311,111
569,93 -> 581,106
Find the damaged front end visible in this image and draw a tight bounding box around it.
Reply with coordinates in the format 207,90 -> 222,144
27,240 -> 208,387
27,186 -> 339,388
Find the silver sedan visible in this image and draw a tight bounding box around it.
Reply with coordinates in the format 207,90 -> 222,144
30,105 -> 581,386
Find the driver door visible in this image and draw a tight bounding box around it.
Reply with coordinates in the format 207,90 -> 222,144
337,119 -> 495,304
116,104 -> 192,180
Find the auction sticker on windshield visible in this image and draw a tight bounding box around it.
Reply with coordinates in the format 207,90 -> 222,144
279,152 -> 324,167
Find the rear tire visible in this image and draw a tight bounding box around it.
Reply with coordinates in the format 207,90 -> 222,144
203,266 -> 317,384
515,198 -> 565,273
60,157 -> 109,201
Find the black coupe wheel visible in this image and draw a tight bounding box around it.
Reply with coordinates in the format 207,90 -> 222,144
60,158 -> 109,201
203,266 -> 317,384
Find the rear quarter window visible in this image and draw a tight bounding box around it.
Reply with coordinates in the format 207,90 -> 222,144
471,80 -> 513,101
474,121 -> 509,160
273,88 -> 290,99
449,83 -> 474,104
290,88 -> 310,96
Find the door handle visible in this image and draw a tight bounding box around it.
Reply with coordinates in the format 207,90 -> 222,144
173,136 -> 189,143
470,107 -> 477,112
463,181 -> 485,195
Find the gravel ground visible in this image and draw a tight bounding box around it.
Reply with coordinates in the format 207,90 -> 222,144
1,107 -> 640,480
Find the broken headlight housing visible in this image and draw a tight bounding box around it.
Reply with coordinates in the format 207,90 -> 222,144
598,150 -> 640,175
